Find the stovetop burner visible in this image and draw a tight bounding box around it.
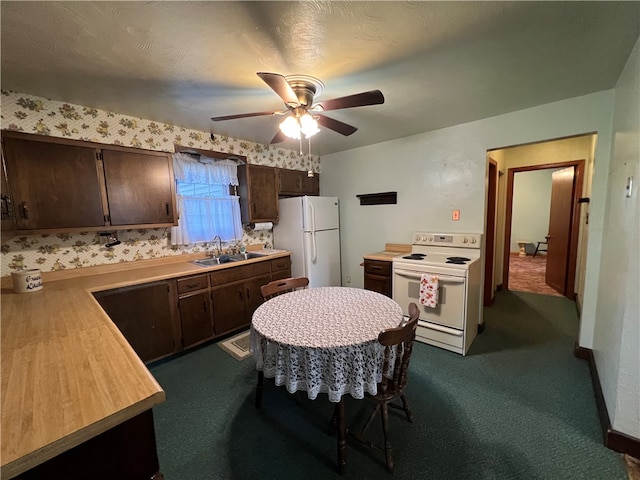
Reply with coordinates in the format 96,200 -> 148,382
445,256 -> 471,265
402,253 -> 426,260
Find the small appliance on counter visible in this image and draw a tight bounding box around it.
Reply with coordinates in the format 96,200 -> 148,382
392,232 -> 482,356
273,196 -> 341,288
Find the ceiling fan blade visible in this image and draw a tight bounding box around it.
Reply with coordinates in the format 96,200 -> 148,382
211,111 -> 274,121
316,114 -> 358,136
315,90 -> 384,112
270,130 -> 288,144
257,72 -> 299,106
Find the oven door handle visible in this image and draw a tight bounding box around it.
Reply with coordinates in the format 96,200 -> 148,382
393,269 -> 465,284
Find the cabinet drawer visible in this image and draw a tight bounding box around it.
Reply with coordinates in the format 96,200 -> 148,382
210,261 -> 271,285
177,274 -> 209,294
270,256 -> 291,273
364,260 -> 391,276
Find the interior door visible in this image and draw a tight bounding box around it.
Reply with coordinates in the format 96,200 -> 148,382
545,167 -> 575,294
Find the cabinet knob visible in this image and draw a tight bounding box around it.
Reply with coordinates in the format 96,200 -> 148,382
20,201 -> 28,219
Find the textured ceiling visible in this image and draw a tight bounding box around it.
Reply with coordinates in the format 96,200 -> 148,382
2,1 -> 639,156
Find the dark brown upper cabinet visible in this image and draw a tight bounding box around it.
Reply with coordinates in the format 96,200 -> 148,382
277,168 -> 319,197
1,131 -> 177,234
102,148 -> 176,226
237,164 -> 278,224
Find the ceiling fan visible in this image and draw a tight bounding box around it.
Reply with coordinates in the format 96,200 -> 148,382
211,72 -> 384,144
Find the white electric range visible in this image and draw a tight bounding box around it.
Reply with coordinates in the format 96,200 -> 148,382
392,232 -> 482,356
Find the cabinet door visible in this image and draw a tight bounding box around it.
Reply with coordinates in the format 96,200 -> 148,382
2,135 -> 105,230
244,273 -> 272,319
211,281 -> 247,336
301,173 -> 319,195
364,260 -> 392,297
102,149 -> 176,226
271,256 -> 292,281
178,291 -> 214,347
1,158 -> 16,241
364,274 -> 391,298
278,168 -> 319,196
238,164 -> 278,223
94,282 -> 177,363
278,168 -> 302,195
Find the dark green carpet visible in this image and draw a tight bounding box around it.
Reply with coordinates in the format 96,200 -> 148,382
149,290 -> 627,479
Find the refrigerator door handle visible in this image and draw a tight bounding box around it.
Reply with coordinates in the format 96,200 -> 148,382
311,231 -> 318,263
308,200 -> 316,232
309,200 -> 318,262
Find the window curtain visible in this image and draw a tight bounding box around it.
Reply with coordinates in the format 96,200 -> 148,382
170,152 -> 243,245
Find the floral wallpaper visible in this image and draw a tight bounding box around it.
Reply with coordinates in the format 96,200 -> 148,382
0,90 -> 320,275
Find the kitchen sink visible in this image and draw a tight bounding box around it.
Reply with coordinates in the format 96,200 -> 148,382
191,252 -> 265,267
228,252 -> 265,261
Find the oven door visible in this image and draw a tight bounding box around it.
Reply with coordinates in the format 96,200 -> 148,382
393,263 -> 467,330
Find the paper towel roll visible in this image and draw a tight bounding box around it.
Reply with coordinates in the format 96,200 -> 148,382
252,222 -> 273,231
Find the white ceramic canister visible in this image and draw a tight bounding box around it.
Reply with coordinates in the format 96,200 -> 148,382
11,269 -> 43,293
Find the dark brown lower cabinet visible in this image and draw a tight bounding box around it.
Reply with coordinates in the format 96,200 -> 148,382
15,409 -> 161,480
93,255 -> 291,364
363,259 -> 392,298
270,256 -> 292,281
178,291 -> 214,347
94,281 -> 177,363
211,273 -> 271,336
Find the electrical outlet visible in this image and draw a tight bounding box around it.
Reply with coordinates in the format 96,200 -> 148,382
346,275 -> 351,284
452,210 -> 460,221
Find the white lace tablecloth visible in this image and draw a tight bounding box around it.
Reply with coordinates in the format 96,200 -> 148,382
250,287 -> 403,403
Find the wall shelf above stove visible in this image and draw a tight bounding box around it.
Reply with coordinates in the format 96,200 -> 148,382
356,191 -> 397,205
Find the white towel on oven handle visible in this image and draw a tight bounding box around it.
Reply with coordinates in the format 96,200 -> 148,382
419,274 -> 439,308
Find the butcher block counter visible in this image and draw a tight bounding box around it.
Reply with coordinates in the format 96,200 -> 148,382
1,249 -> 290,479
362,243 -> 411,261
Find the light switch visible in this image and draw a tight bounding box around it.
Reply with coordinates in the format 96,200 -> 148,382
452,210 -> 460,221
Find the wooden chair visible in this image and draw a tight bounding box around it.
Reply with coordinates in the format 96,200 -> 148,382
533,235 -> 550,257
255,276 -> 310,408
260,276 -> 309,301
350,302 -> 420,472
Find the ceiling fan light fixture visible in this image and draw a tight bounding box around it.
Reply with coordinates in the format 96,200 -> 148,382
279,113 -> 320,140
300,113 -> 320,138
279,116 -> 301,140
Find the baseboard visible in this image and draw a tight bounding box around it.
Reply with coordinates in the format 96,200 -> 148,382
574,344 -> 640,458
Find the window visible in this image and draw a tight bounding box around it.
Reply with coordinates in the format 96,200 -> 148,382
170,152 -> 242,245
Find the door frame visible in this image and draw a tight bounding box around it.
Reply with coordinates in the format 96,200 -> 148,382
484,158 -> 498,306
502,159 -> 584,299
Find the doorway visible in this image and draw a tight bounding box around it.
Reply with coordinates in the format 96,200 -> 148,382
503,160 -> 584,299
483,133 -> 595,306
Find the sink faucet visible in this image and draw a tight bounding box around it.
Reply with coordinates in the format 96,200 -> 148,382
212,235 -> 223,257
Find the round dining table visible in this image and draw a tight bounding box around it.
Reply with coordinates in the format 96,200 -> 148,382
250,286 -> 403,473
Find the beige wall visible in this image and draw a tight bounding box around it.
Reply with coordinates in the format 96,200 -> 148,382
488,134 -> 596,309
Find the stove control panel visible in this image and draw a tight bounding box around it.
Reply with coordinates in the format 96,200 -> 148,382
412,232 -> 482,248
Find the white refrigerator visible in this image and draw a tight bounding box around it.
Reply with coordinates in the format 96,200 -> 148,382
273,196 -> 342,288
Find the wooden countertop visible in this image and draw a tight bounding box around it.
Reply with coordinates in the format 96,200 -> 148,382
362,243 -> 411,262
0,249 -> 290,478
